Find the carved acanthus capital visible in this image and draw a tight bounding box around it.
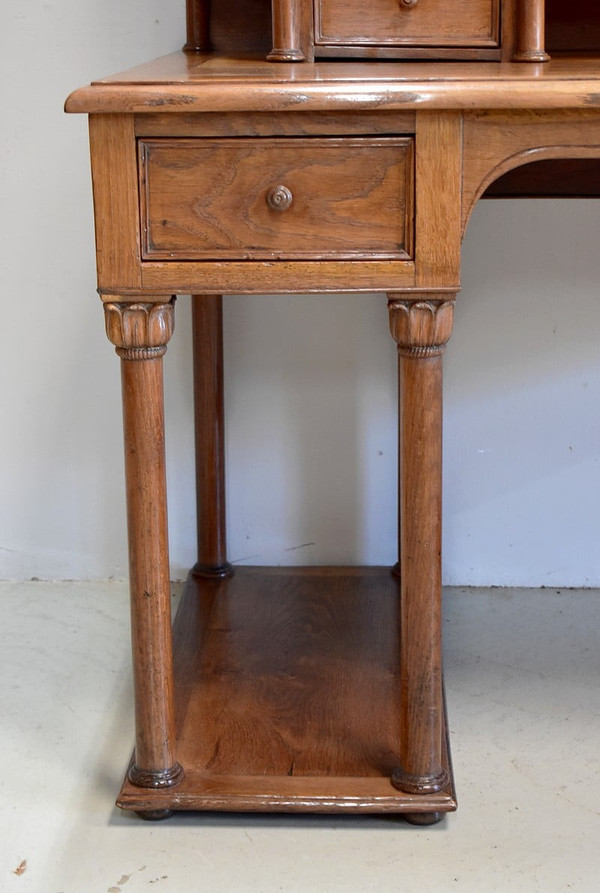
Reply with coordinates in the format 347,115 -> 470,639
104,299 -> 176,360
388,296 -> 455,357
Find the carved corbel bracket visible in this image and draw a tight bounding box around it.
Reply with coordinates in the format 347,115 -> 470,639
387,295 -> 455,358
104,298 -> 176,360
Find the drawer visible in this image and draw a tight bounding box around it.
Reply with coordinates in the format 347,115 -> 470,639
139,138 -> 414,261
315,0 -> 499,49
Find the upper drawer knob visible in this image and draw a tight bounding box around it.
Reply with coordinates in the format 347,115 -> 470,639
399,0 -> 418,7
267,185 -> 293,211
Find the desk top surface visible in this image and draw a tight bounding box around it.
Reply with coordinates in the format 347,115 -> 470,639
66,53 -> 600,114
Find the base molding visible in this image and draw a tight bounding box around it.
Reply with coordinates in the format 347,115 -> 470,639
118,567 -> 456,818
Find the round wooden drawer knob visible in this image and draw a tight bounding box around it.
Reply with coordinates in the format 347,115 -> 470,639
267,185 -> 293,211
399,0 -> 418,7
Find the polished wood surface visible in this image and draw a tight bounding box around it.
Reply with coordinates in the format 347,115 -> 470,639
266,0 -> 533,61
117,568 -> 456,815
191,294 -> 231,579
513,0 -> 549,62
67,56 -> 600,115
139,259 -> 415,297
133,109 -> 416,138
461,109 -> 600,231
184,0 -> 211,52
181,0 -> 560,63
88,115 -> 141,290
315,0 -> 498,49
388,297 -> 454,794
414,111 -> 462,289
268,0 -> 309,61
139,137 -> 414,260
104,300 -> 182,789
67,0 -> 600,823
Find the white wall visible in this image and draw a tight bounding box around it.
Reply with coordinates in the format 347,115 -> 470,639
2,3 -> 600,585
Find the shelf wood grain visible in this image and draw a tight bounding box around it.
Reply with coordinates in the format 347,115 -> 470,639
117,568 -> 457,816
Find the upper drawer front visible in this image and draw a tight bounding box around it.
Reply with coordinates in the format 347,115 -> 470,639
315,0 -> 499,48
139,138 -> 414,261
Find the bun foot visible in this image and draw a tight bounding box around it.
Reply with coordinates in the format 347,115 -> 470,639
135,808 -> 173,821
404,811 -> 443,826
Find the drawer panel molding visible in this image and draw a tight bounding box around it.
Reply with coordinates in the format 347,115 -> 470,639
139,137 -> 414,261
315,0 -> 499,48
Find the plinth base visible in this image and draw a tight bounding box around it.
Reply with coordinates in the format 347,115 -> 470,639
117,567 -> 456,817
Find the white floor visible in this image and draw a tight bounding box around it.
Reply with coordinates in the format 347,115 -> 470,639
1,582 -> 599,892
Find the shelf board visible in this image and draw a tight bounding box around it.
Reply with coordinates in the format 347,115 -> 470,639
117,567 -> 456,815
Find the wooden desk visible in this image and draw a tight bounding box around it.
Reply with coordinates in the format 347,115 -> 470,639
66,51 -> 600,824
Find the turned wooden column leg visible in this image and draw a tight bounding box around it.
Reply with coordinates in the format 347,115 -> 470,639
191,295 -> 232,579
104,298 -> 183,790
387,295 -> 455,796
513,0 -> 550,63
267,0 -> 306,61
183,0 -> 211,52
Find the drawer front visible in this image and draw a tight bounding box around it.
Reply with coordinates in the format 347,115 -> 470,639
315,0 -> 499,48
139,138 -> 414,261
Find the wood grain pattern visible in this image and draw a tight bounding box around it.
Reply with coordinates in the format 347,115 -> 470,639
65,56 -> 600,116
209,0 -> 272,56
268,0 -> 312,61
500,0 -> 517,61
105,299 -> 182,789
388,296 -> 455,794
88,115 -> 141,290
415,111 -> 462,289
68,2 -> 600,823
118,768 -> 456,813
313,46 -> 502,61
117,568 -> 457,814
513,0 -> 549,62
184,0 -> 211,53
134,110 -> 416,138
462,109 -> 600,232
139,137 -> 414,261
182,572 -> 400,777
192,295 -> 231,578
139,259 -> 416,295
315,0 -> 499,48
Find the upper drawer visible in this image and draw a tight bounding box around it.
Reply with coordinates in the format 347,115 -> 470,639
139,138 -> 414,261
315,0 -> 499,49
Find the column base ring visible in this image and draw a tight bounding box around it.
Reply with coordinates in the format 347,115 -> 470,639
128,762 -> 184,789
391,766 -> 449,795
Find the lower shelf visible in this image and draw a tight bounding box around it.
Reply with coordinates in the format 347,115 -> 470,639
117,566 -> 456,816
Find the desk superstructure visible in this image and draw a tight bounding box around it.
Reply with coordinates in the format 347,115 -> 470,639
66,0 -> 600,823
